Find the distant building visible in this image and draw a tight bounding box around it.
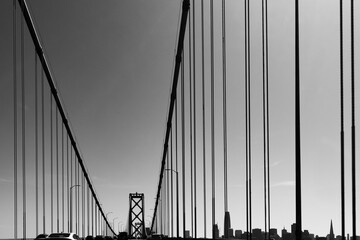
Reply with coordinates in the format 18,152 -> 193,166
214,224 -> 220,239
349,237 -> 360,240
326,220 -> 335,240
335,235 -> 342,240
316,237 -> 327,240
253,228 -> 264,240
235,230 -> 243,239
303,230 -> 314,240
224,211 -> 231,239
185,230 -> 191,238
282,228 -> 292,240
270,228 -> 280,240
291,223 -> 297,236
228,228 -> 234,238
270,228 -> 278,236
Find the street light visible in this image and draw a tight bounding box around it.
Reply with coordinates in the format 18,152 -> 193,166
69,184 -> 80,232
113,217 -> 118,233
118,221 -> 123,233
105,212 -> 113,236
165,168 -> 179,238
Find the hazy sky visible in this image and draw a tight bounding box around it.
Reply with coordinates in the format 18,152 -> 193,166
0,0 -> 359,238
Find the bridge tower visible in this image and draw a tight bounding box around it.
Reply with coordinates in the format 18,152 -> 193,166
128,193 -> 145,239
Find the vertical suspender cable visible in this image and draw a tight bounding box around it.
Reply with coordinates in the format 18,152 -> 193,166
42,67 -> 45,234
222,0 -> 228,214
339,0 -> 345,239
77,161 -> 80,233
262,0 -> 270,238
170,129 -> 174,237
201,0 -> 207,238
76,157 -> 78,233
35,49 -> 39,236
266,0 -> 271,233
81,170 -> 85,237
160,187 -> 163,234
295,0 -> 302,240
70,147 -> 73,231
95,204 -> 97,235
77,157 -> 80,234
210,0 -> 215,238
56,109 -> 59,232
245,1 -> 249,237
176,100 -> 180,239
262,0 -> 267,235
21,10 -> 27,240
222,0 -> 230,238
245,0 -> 252,240
181,50 -> 186,238
192,1 -> 197,237
62,124 -> 64,231
81,167 -> 83,236
67,135 -> 70,232
83,175 -> 85,237
81,174 -> 83,236
188,9 -> 194,236
88,184 -> 90,236
13,1 -> 18,238
167,149 -> 170,235
92,194 -> 94,235
50,94 -> 54,233
247,0 -> 252,236
75,159 -> 77,233
350,0 -> 356,238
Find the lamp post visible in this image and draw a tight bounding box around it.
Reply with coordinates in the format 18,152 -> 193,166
113,217 -> 118,234
118,221 -> 122,233
105,212 -> 113,236
69,184 -> 80,232
165,168 -> 179,238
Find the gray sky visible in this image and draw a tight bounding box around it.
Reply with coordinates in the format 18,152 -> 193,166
0,0 -> 360,238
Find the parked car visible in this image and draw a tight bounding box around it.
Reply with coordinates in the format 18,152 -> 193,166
48,233 -> 80,240
35,234 -> 48,240
85,236 -> 94,240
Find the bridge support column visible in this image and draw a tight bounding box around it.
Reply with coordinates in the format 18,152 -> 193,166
128,193 -> 145,239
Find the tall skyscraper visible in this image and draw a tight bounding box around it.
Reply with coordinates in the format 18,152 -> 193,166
328,220 -> 335,240
224,211 -> 231,238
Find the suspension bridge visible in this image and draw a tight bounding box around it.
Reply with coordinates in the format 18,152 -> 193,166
1,0 -> 359,239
